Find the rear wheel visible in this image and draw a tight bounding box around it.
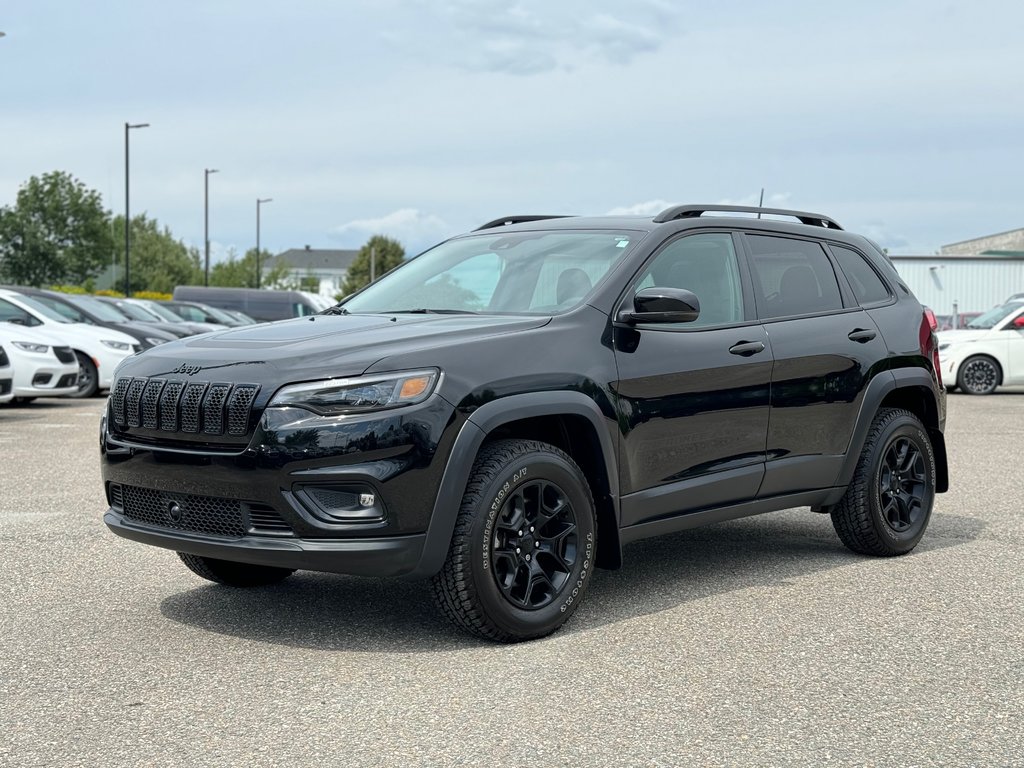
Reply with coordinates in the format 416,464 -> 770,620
431,439 -> 597,642
831,408 -> 936,556
70,352 -> 98,398
957,355 -> 1000,395
177,553 -> 295,587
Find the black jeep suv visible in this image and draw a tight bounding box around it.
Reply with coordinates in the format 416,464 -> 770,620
101,204 -> 948,642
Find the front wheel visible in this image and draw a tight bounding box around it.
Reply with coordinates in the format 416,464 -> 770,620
830,408 -> 936,556
177,553 -> 295,586
431,439 -> 597,642
70,352 -> 98,398
957,355 -> 1000,395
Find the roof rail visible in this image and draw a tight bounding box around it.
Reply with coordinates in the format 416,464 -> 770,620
653,204 -> 843,230
474,215 -> 572,231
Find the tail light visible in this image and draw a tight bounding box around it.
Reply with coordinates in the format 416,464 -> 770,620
921,307 -> 942,386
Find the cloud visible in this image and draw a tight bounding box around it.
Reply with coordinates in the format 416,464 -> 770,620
604,199 -> 678,216
857,223 -> 913,253
331,208 -> 452,252
412,1 -> 679,75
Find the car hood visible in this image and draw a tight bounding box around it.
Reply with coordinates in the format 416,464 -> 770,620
937,330 -> 991,345
113,313 -> 551,387
0,323 -> 74,347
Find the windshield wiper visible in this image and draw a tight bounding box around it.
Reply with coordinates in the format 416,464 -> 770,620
320,305 -> 350,315
384,308 -> 479,315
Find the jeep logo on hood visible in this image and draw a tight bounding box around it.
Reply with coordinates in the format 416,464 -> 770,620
172,363 -> 203,376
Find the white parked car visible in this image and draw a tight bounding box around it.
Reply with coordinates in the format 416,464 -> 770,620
0,323 -> 80,402
0,289 -> 138,398
938,301 -> 1024,395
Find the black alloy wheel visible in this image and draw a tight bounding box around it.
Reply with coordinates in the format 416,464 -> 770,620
957,356 -> 999,395
878,436 -> 927,533
431,439 -> 597,642
71,351 -> 99,398
490,479 -> 578,610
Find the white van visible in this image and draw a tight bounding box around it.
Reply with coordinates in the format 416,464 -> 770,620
0,324 -> 80,401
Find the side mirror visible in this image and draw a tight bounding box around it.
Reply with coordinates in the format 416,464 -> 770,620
618,287 -> 701,325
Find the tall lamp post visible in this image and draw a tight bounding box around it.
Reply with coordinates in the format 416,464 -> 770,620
256,198 -> 272,289
204,168 -> 219,286
124,122 -> 150,297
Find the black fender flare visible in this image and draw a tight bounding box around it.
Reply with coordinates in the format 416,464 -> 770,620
824,368 -> 947,504
409,392 -> 620,577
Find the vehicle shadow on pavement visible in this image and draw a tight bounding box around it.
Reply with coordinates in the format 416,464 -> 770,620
159,509 -> 984,652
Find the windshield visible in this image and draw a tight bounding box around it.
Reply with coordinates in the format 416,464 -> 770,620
966,302 -> 1023,329
114,300 -> 160,321
139,300 -> 186,322
69,295 -> 129,322
194,304 -> 237,324
341,230 -> 640,315
15,295 -> 72,323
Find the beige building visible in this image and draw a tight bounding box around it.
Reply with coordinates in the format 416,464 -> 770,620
941,228 -> 1024,256
262,246 -> 358,300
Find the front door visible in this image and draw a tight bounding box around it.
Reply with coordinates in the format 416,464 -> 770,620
612,232 -> 772,527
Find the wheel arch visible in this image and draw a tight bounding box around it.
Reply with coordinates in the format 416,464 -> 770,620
828,370 -> 948,501
411,392 -> 621,577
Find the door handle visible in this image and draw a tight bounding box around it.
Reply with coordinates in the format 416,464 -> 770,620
729,340 -> 766,357
848,328 -> 877,343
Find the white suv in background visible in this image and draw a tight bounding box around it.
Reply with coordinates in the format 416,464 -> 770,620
0,289 -> 138,398
0,323 -> 79,402
938,301 -> 1024,395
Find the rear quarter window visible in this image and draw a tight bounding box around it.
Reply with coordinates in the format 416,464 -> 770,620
830,245 -> 892,305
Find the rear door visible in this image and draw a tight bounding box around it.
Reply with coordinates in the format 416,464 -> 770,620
741,233 -> 890,497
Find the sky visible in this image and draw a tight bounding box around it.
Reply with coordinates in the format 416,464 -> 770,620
1,0 -> 1022,261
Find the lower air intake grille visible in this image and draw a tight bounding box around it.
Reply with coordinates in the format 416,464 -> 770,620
0,379 -> 10,396
119,485 -> 246,538
248,504 -> 293,534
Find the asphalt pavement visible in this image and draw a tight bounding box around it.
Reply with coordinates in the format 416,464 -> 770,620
0,392 -> 1021,767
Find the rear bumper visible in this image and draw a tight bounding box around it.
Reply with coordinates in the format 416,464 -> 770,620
104,510 -> 428,577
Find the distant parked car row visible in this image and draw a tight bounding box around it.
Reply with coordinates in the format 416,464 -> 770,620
0,286 -> 259,404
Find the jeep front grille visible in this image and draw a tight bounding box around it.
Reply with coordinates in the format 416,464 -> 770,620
111,377 -> 260,437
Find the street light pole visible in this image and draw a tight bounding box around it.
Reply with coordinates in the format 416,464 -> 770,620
256,198 -> 272,289
124,122 -> 150,297
204,168 -> 219,286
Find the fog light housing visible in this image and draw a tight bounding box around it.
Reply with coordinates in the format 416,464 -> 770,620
295,484 -> 385,523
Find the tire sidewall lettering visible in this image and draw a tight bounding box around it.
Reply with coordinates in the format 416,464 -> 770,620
482,465 -> 529,572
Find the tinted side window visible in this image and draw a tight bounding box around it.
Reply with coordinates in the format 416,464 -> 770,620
746,235 -> 843,319
635,233 -> 744,326
830,245 -> 891,305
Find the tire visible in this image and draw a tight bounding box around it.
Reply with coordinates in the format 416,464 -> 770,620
957,355 -> 1000,395
70,352 -> 99,399
431,439 -> 597,642
177,552 -> 295,587
830,408 -> 936,556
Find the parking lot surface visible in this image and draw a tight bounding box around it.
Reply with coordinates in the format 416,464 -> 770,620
1,393 -> 1022,767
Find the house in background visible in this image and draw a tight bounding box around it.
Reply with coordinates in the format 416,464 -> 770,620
262,246 -> 359,300
890,227 -> 1024,317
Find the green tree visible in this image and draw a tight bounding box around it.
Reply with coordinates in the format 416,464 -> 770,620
209,247 -> 290,288
110,214 -> 203,294
0,171 -> 113,286
339,235 -> 405,298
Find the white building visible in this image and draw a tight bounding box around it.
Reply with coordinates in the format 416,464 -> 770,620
263,246 -> 359,301
890,228 -> 1024,316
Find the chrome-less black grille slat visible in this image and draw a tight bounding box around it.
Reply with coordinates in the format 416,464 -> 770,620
125,379 -> 146,427
227,385 -> 259,435
111,378 -> 130,425
109,376 -> 260,439
53,346 -> 75,364
179,382 -> 208,433
203,384 -> 231,434
160,381 -> 184,431
0,346 -> 8,367
141,379 -> 165,429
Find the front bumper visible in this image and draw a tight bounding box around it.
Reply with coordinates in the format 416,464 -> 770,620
104,510 -> 427,576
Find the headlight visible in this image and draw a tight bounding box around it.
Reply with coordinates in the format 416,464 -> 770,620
101,340 -> 132,351
144,337 -> 167,347
268,369 -> 439,416
12,341 -> 49,354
